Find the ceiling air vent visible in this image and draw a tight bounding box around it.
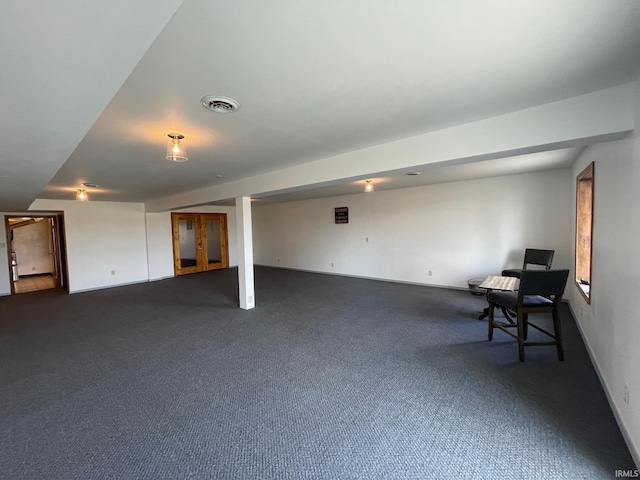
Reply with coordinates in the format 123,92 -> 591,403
200,96 -> 240,113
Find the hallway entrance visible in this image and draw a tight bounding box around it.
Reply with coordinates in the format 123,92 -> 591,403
5,214 -> 68,294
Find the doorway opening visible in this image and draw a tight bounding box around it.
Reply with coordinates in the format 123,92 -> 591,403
5,214 -> 68,294
171,213 -> 229,276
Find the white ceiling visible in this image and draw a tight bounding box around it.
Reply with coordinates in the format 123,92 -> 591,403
2,0 -> 640,210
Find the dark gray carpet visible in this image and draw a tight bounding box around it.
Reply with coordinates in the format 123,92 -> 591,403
0,267 -> 635,479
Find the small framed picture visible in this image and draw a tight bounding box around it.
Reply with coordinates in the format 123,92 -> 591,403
335,207 -> 348,224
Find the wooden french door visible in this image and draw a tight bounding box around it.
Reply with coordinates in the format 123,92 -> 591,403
171,213 -> 229,276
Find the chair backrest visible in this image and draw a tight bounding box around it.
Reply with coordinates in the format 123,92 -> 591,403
522,249 -> 555,270
518,269 -> 569,302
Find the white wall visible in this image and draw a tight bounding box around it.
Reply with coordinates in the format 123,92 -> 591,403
0,202 -> 239,294
253,169 -> 572,288
13,219 -> 52,276
145,211 -> 174,281
29,199 -> 149,293
567,79 -> 640,464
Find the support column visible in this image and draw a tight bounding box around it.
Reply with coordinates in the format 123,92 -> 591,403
235,196 -> 255,310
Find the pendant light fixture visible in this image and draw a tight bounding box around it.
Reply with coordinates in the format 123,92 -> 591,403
76,189 -> 89,201
166,133 -> 188,162
364,180 -> 374,193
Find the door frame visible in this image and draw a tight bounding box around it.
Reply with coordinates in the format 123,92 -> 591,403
171,212 -> 229,276
4,213 -> 69,295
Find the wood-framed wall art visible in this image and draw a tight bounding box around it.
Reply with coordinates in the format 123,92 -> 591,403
575,162 -> 594,304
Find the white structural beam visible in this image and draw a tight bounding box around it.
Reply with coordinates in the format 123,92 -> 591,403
235,196 -> 255,310
145,83 -> 635,212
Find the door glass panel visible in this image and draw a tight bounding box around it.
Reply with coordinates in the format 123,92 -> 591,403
172,213 -> 227,275
206,219 -> 222,265
178,219 -> 198,268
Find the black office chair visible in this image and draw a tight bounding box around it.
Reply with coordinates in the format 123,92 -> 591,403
487,269 -> 569,362
502,248 -> 555,278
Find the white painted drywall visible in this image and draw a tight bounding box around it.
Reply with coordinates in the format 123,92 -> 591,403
253,169 -> 572,288
236,197 -> 255,310
29,199 -> 149,293
567,78 -> 640,464
145,211 -> 174,281
13,219 -> 52,276
0,202 -> 239,293
146,84 -> 634,212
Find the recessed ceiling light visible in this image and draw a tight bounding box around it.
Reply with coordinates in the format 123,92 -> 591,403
405,172 -> 421,176
200,96 -> 240,113
82,182 -> 100,188
215,174 -> 223,179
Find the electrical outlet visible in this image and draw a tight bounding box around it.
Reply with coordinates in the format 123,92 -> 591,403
277,258 -> 280,263
111,270 -> 115,275
624,384 -> 630,405
331,262 -> 334,268
428,270 -> 433,276
365,237 -> 369,242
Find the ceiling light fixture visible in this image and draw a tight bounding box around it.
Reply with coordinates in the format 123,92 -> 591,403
76,189 -> 89,202
166,133 -> 188,162
364,180 -> 374,193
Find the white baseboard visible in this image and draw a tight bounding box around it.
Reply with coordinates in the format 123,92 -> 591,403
567,302 -> 639,468
148,275 -> 174,282
69,279 -> 149,294
254,263 -> 467,291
